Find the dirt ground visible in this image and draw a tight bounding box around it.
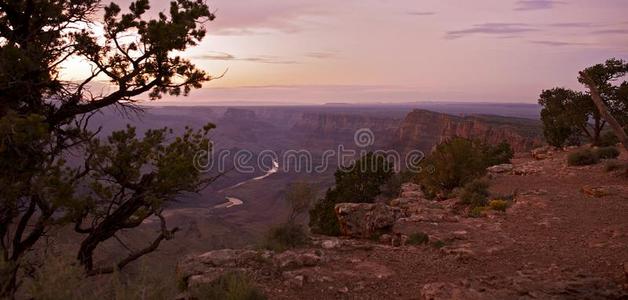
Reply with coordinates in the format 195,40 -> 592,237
257,149 -> 628,299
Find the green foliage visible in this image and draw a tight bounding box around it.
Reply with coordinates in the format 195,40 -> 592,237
483,141 -> 515,166
309,153 -> 394,236
567,149 -> 600,166
261,223 -> 309,252
594,146 -> 620,159
458,179 -> 490,209
418,138 -> 487,198
0,0 -> 218,296
599,131 -> 619,147
604,160 -> 626,172
468,207 -> 487,218
431,240 -> 447,248
538,88 -> 592,147
189,272 -> 266,300
407,232 -> 429,245
489,199 -> 509,212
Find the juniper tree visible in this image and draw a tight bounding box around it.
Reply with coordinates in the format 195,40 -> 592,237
0,0 -> 218,296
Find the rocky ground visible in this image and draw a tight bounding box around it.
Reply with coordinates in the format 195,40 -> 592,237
177,147 -> 628,299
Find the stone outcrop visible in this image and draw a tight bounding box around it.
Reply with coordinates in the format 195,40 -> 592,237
395,109 -> 543,153
487,163 -> 514,174
176,248 -> 325,291
335,203 -> 403,238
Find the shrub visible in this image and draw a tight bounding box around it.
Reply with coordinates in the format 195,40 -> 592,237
261,223 -> 309,252
459,179 -> 490,209
594,146 -> 620,159
309,153 -> 393,236
468,206 -> 487,218
431,240 -> 447,248
406,232 -> 429,245
189,272 -> 266,300
598,131 -> 619,147
604,160 -> 625,172
418,138 -> 490,198
567,149 -> 599,166
488,199 -> 509,212
484,141 -> 514,166
308,193 -> 341,236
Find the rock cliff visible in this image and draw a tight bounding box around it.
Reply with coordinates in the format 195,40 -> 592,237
395,109 -> 543,153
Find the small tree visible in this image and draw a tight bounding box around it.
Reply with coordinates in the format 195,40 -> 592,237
309,153 -> 394,236
538,88 -> 596,147
0,0 -> 217,296
284,181 -> 317,224
578,59 -> 628,151
418,137 -> 487,198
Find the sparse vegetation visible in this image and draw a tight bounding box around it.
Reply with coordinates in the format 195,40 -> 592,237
468,206 -> 487,218
188,272 -> 266,300
417,137 -> 508,199
407,232 -> 430,245
594,146 -> 620,159
261,223 -> 309,252
599,132 -> 619,147
309,153 -> 394,236
567,149 -> 600,166
489,200 -> 509,212
604,160 -> 626,172
459,179 -> 490,209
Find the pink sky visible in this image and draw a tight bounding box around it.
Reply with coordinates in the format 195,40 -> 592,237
69,0 -> 628,105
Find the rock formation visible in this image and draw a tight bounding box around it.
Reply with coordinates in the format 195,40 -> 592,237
395,109 -> 543,153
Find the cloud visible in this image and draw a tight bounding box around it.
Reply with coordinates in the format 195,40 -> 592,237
514,0 -> 564,11
445,23 -> 537,39
305,51 -> 337,59
530,40 -> 589,47
406,11 -> 436,16
195,52 -> 299,64
592,29 -> 628,35
548,22 -> 594,28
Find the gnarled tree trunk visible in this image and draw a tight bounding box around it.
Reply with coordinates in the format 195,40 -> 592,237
580,73 -> 628,151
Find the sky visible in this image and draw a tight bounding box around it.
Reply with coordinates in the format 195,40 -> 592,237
62,0 -> 628,105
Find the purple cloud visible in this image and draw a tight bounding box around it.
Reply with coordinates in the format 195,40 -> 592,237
446,23 -> 538,39
592,29 -> 628,35
196,52 -> 299,64
406,11 -> 436,16
515,0 -> 565,11
530,40 -> 589,47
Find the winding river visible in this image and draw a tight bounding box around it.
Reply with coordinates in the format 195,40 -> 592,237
214,160 -> 279,209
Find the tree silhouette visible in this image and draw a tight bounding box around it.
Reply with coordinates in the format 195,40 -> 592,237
0,0 -> 217,296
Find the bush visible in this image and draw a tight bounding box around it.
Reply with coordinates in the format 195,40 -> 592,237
458,179 -> 490,209
309,153 -> 393,236
484,141 -> 514,166
598,131 -> 619,147
468,206 -> 487,218
308,192 -> 341,236
189,272 -> 266,300
406,232 -> 429,245
489,199 -> 509,212
418,138 -> 490,198
604,160 -> 625,172
567,149 -> 599,166
594,146 -> 620,159
261,223 -> 309,252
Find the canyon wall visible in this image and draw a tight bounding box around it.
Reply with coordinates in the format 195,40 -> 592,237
395,109 -> 543,153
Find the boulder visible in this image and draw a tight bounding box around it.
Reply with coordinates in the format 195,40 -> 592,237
531,146 -> 557,160
335,203 -> 403,238
400,183 -> 423,198
274,250 -> 323,270
487,163 -> 513,174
